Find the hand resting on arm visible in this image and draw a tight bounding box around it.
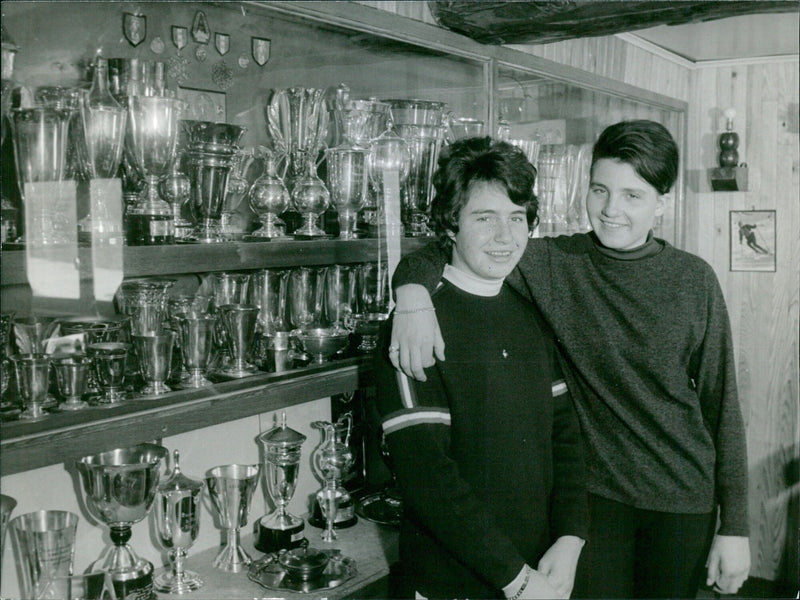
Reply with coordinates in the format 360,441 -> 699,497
390,284 -> 445,381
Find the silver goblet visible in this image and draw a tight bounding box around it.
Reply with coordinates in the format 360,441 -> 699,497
181,120 -> 247,243
216,304 -> 259,378
154,449 -> 205,594
10,353 -> 51,420
125,96 -> 184,245
87,342 -> 127,405
250,269 -> 289,335
1,494 -> 17,576
324,264 -> 358,329
205,464 -> 260,572
53,354 -> 91,410
288,267 -> 325,331
10,510 -> 79,599
326,145 -> 368,240
132,331 -> 175,397
10,104 -> 75,245
266,87 -> 329,186
393,123 -> 443,237
174,313 -> 216,389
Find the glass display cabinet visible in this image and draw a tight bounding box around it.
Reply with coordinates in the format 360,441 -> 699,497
494,61 -> 685,243
0,0 -> 686,476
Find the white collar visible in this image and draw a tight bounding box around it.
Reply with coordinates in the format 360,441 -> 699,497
443,264 -> 504,297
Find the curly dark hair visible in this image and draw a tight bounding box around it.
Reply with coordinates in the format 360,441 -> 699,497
429,137 -> 538,252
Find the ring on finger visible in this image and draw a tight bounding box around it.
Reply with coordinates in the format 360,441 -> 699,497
388,345 -> 400,353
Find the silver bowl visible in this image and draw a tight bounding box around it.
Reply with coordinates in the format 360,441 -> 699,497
295,327 -> 349,364
76,443 -> 168,526
278,545 -> 329,581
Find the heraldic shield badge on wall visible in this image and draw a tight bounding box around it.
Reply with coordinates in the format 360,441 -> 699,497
215,33 -> 231,56
252,37 -> 271,66
123,12 -> 146,47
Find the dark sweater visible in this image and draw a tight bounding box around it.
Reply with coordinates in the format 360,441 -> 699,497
393,233 -> 749,536
373,275 -> 588,599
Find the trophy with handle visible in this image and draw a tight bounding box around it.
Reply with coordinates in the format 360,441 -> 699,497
76,443 -> 168,600
153,449 -> 205,594
254,412 -> 307,553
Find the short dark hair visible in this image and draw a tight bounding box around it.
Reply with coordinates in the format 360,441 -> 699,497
592,120 -> 679,195
430,137 -> 538,250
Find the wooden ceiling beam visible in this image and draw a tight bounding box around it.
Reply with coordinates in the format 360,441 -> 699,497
427,1 -> 799,45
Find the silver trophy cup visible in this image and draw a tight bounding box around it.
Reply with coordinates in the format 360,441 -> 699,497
153,449 -> 205,594
10,353 -> 51,420
87,342 -> 127,405
53,354 -> 91,410
132,331 -> 175,396
205,463 -> 259,572
216,304 -> 259,378
76,443 -> 168,600
174,313 -> 216,388
10,510 -> 79,599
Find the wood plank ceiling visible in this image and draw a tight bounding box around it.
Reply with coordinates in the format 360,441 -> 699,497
426,1 -> 799,45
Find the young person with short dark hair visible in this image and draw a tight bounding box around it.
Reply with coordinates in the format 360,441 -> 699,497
389,121 -> 750,599
374,137 -> 588,599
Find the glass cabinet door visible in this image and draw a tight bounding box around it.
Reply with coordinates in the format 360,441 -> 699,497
493,62 -> 685,246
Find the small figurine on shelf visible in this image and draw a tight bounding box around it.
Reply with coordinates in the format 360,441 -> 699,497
711,107 -> 748,191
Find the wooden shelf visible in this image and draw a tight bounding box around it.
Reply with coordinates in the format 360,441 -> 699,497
0,356 -> 375,477
0,238 -> 433,286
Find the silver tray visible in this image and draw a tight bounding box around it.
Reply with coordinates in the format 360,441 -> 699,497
248,549 -> 357,594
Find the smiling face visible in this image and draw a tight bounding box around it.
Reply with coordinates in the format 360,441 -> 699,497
586,158 -> 666,250
448,181 -> 529,281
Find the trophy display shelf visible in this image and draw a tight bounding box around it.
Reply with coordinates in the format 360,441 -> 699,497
156,515 -> 398,600
0,237 -> 431,285
0,355 -> 376,478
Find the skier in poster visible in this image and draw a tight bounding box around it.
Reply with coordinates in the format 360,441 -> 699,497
738,221 -> 769,254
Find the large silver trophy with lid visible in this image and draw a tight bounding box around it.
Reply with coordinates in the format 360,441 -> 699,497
254,412 -> 307,554
76,443 -> 168,600
153,449 -> 205,594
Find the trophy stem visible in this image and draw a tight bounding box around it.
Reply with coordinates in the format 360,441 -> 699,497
337,209 -> 359,240
155,547 -> 204,594
318,482 -> 339,542
213,527 -> 250,572
181,368 -> 212,388
98,524 -> 156,599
